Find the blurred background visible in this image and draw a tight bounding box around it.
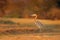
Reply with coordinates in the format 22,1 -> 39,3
0,0 -> 60,20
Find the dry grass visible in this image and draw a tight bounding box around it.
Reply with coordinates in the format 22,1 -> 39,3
0,18 -> 60,24
0,34 -> 60,40
0,18 -> 60,40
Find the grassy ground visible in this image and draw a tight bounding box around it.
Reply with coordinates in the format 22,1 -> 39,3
0,18 -> 60,40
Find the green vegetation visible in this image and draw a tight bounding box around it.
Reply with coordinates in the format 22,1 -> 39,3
43,24 -> 60,32
0,20 -> 16,24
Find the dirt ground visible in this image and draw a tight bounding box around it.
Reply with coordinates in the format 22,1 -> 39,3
0,18 -> 60,40
1,18 -> 60,24
0,34 -> 60,40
